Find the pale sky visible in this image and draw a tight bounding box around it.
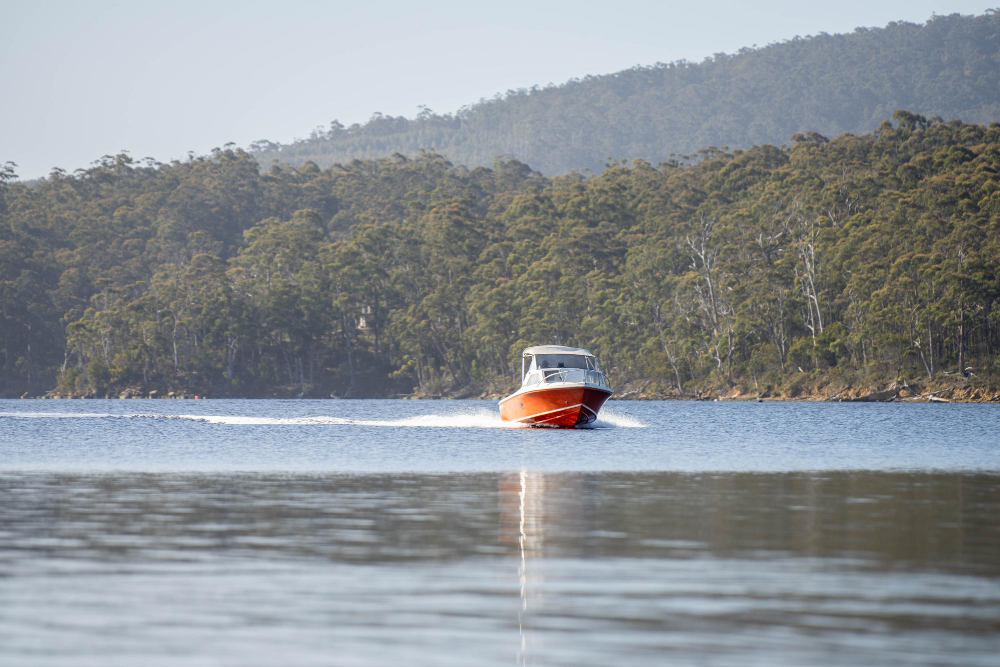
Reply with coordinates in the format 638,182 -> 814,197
1,0 -> 996,178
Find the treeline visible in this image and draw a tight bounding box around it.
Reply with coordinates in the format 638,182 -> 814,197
256,12 -> 1000,175
2,112 -> 999,398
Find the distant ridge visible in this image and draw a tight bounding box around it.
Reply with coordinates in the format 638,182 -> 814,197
255,11 -> 1000,174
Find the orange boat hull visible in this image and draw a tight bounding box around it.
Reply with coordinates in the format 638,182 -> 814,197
499,386 -> 612,427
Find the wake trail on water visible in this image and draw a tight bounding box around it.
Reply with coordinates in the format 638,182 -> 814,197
176,410 -> 525,428
591,407 -> 646,429
0,407 -> 645,429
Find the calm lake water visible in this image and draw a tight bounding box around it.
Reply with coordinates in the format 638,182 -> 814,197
1,399 -> 999,665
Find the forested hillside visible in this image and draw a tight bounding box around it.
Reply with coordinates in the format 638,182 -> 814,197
2,112 -> 999,399
256,11 -> 1000,175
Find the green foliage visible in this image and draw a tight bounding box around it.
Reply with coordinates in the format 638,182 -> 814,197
257,12 -> 1000,176
2,115 -> 1000,397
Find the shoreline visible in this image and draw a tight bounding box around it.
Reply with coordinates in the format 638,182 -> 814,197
9,370 -> 999,404
8,389 -> 1000,404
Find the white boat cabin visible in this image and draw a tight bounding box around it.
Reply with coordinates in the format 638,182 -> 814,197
519,345 -> 608,388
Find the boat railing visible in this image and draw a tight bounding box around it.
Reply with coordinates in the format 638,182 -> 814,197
523,368 -> 608,387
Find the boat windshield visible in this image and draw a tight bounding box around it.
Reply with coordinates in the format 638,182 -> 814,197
534,354 -> 596,370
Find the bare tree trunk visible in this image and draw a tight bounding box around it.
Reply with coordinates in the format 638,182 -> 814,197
958,307 -> 967,377
927,320 -> 935,379
171,313 -> 182,372
278,337 -> 295,385
660,337 -> 684,394
428,320 -> 460,384
24,322 -> 32,389
342,315 -> 356,396
917,345 -> 932,380
725,319 -> 735,385
686,214 -> 720,335
803,246 -> 824,332
226,336 -> 236,382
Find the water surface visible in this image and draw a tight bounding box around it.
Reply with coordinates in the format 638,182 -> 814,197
1,399 -> 998,665
2,398 -> 998,472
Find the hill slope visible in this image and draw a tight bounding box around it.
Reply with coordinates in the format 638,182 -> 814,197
257,11 -> 1000,174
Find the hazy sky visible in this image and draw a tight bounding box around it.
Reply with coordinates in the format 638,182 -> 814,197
2,1 -> 996,178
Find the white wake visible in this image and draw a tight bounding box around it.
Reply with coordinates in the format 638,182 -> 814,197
1,407 -> 645,429
174,409 -> 524,428
590,407 -> 646,428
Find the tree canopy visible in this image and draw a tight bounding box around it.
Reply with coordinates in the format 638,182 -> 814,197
2,113 -> 999,398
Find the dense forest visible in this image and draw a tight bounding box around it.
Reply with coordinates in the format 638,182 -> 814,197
255,11 -> 1000,175
2,111 -> 999,399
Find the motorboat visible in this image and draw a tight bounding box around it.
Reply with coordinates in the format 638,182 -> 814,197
498,345 -> 613,427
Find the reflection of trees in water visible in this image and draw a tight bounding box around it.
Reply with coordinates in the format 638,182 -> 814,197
496,471 -> 997,574
3,471 -> 995,574
491,470 -> 998,664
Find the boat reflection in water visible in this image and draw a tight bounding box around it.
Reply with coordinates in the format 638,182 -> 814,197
499,470 -> 541,664
500,470 -> 591,664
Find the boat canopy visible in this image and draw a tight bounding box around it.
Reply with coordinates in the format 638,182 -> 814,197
521,345 -> 598,379
522,345 -> 592,356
